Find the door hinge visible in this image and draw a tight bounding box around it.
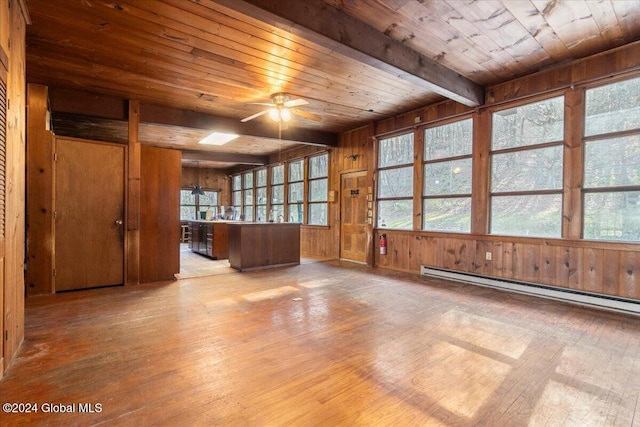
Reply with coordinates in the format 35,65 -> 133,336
53,152 -> 58,161
53,211 -> 57,219
53,269 -> 56,277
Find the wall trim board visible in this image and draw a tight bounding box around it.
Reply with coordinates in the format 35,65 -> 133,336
374,228 -> 640,252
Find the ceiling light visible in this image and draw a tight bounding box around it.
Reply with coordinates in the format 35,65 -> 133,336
267,107 -> 291,122
269,108 -> 280,122
191,161 -> 205,196
191,186 -> 205,196
198,132 -> 239,146
280,108 -> 291,122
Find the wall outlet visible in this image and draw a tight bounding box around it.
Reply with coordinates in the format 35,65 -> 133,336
485,252 -> 492,261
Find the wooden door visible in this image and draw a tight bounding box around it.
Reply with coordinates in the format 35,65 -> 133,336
139,145 -> 180,283
54,137 -> 125,291
340,171 -> 369,263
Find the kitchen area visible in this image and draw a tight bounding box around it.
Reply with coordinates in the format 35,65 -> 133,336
179,165 -> 300,278
187,219 -> 300,271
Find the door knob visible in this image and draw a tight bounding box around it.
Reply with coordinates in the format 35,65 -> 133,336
115,220 -> 124,225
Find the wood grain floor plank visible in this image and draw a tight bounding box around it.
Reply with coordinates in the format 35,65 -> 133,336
1,261 -> 640,425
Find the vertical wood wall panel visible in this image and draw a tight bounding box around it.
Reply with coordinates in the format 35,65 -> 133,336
3,0 -> 27,374
619,251 -> 640,299
582,248 -> 604,294
500,242 -> 514,279
522,245 -> 540,284
181,166 -> 230,207
26,85 -> 54,296
127,100 -> 140,285
602,250 -> 620,297
539,245 -> 555,285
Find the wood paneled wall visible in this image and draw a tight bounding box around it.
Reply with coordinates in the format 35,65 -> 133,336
26,85 -> 54,296
2,0 -> 29,376
487,41 -> 640,105
181,166 -> 230,207
26,90 -> 181,293
366,41 -> 640,301
374,231 -> 640,300
276,128 -> 374,261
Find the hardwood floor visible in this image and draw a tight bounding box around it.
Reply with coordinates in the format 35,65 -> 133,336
2,261 -> 640,426
177,243 -> 331,279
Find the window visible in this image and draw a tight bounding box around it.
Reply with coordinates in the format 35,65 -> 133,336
199,190 -> 218,219
232,174 -> 242,220
255,168 -> 267,222
423,118 -> 473,232
377,133 -> 414,229
583,77 -> 640,241
490,96 -> 564,237
308,153 -> 328,225
180,189 -> 218,220
243,171 -> 254,221
270,164 -> 284,222
288,159 -> 304,223
180,190 -> 197,220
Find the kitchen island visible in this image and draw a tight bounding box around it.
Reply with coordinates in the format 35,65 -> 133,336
187,220 -> 232,259
228,222 -> 300,271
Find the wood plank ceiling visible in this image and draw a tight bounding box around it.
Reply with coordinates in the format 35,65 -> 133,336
25,0 -> 640,168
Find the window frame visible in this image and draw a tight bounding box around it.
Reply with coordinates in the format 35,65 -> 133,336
287,159 -> 304,223
376,131 -> 415,230
255,168 -> 268,222
489,95 -> 566,238
232,174 -> 242,221
180,188 -> 219,221
242,171 -> 254,221
582,76 -> 640,242
270,163 -> 285,222
422,116 -> 474,233
307,152 -> 329,226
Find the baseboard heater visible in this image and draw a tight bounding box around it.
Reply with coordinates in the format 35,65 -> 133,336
420,266 -> 640,317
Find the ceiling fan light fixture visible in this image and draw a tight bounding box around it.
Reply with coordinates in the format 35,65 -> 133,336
280,108 -> 291,122
268,106 -> 292,123
241,92 -> 319,123
269,107 -> 280,122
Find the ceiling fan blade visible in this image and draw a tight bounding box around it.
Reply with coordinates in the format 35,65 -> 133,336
240,109 -> 269,122
249,102 -> 274,106
284,98 -> 308,108
290,108 -> 322,122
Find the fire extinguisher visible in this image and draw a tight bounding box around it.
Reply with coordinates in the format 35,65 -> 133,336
380,234 -> 387,255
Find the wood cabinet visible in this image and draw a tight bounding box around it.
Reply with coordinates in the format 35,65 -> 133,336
228,223 -> 300,271
188,221 -> 229,259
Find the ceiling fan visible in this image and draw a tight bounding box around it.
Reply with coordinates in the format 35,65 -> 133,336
241,93 -> 322,124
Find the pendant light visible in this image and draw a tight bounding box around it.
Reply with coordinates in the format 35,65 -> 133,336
191,162 -> 205,195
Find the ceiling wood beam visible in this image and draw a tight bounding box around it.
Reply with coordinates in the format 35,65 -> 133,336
46,88 -> 338,146
181,150 -> 268,166
213,0 -> 484,107
140,103 -> 338,147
